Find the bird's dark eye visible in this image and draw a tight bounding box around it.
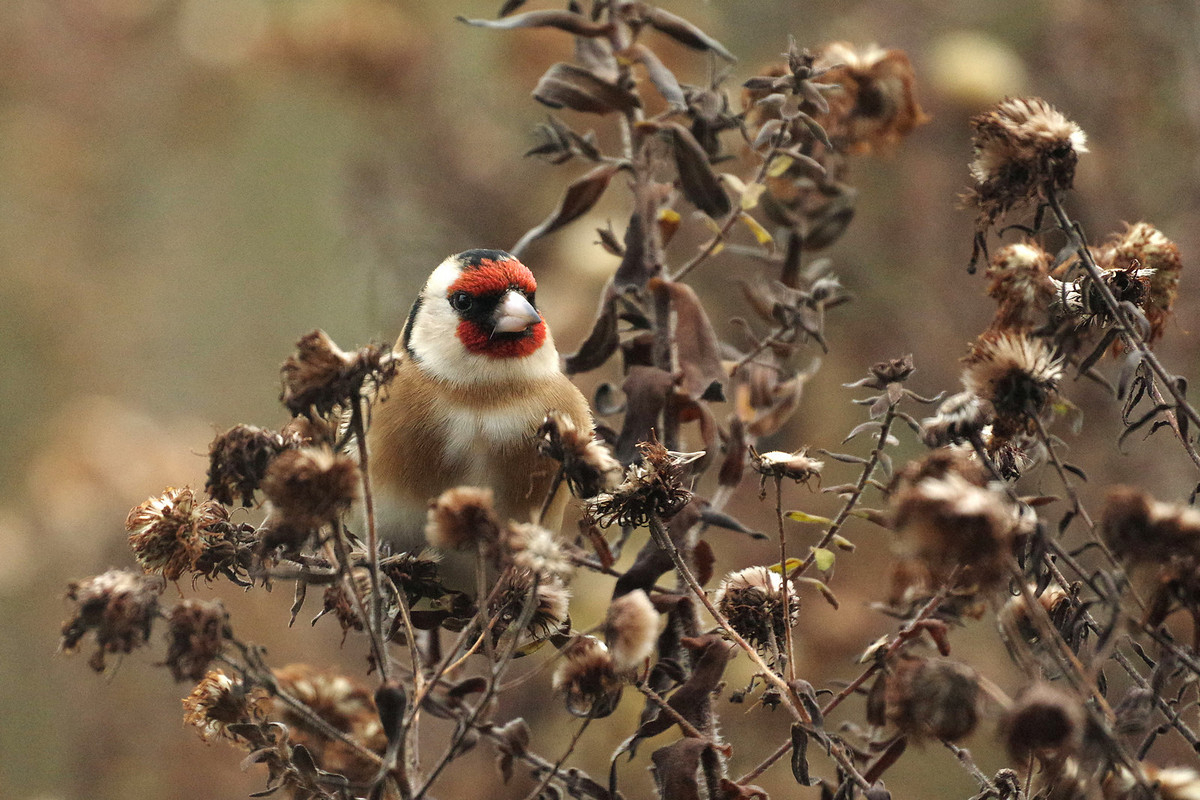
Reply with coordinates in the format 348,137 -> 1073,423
449,291 -> 473,312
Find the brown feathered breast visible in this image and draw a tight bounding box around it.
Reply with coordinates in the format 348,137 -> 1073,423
367,354 -> 593,551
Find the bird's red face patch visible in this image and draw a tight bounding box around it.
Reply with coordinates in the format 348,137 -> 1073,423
450,257 -> 547,359
448,257 -> 537,297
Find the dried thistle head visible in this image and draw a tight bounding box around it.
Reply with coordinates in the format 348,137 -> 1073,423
750,446 -> 824,488
488,570 -> 571,650
1002,682 -> 1084,760
163,599 -> 230,683
714,566 -> 800,658
881,655 -> 980,742
538,411 -> 621,499
814,42 -> 929,154
998,584 -> 1076,649
1097,222 -> 1183,343
986,241 -> 1057,332
552,635 -> 623,718
61,569 -> 163,672
279,329 -> 396,419
604,589 -> 660,672
895,447 -> 990,490
270,664 -> 386,782
182,669 -> 268,743
1100,485 -> 1200,564
586,439 -> 699,528
425,486 -> 501,551
260,446 -> 359,532
919,392 -> 995,448
206,424 -> 302,508
501,521 -> 572,582
967,97 -> 1088,230
892,471 -> 1018,592
126,486 -> 229,582
379,550 -> 448,604
1142,765 -> 1200,800
962,331 -> 1063,433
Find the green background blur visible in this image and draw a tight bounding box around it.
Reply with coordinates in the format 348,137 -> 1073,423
4,1 -> 1199,798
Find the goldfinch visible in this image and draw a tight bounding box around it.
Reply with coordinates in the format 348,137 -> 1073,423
367,249 -> 594,555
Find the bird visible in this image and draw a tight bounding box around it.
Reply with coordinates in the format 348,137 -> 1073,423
366,249 -> 594,557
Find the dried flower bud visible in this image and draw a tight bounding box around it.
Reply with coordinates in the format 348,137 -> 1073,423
587,439 -> 699,528
501,522 -> 572,582
261,446 -> 360,530
182,669 -> 267,742
126,486 -> 229,581
814,42 -> 929,154
488,570 -> 571,651
280,329 -> 396,418
920,392 -> 995,448
714,566 -> 799,657
425,486 -> 501,550
61,569 -> 163,672
163,599 -> 230,682
271,664 -> 386,781
1002,683 -> 1084,760
962,331 -> 1063,433
751,447 -> 824,484
1097,222 -> 1183,343
552,635 -> 623,718
892,472 -> 1017,591
538,411 -> 622,499
967,97 -> 1088,231
207,424 -> 301,507
605,589 -> 660,671
1100,486 -> 1200,564
884,655 -> 980,741
986,242 -> 1057,332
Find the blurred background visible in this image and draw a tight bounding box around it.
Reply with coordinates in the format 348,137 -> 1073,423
4,1 -> 1200,798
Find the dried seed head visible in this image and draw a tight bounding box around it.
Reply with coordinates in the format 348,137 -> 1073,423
892,472 -> 1017,591
998,585 -> 1074,647
920,392 -> 995,448
501,522 -> 572,582
271,664 -> 386,781
605,589 -> 660,671
280,329 -> 396,419
751,447 -> 824,484
962,332 -> 1062,431
126,486 -> 228,581
866,354 -> 917,388
182,669 -> 267,742
207,424 -> 302,508
587,439 -> 699,528
986,242 -> 1057,332
714,566 -> 800,656
425,486 -> 501,551
538,411 -> 622,499
1097,222 -> 1183,343
1100,485 -> 1200,564
163,599 -> 230,683
260,446 -> 360,531
885,655 -> 980,741
488,570 -> 571,650
1144,765 -> 1200,800
896,447 -> 990,491
814,42 -> 930,154
1002,683 -> 1084,760
967,97 -> 1087,229
379,550 -> 448,604
61,569 -> 163,672
552,635 -> 623,718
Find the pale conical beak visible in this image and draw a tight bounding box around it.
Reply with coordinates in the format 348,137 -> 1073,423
492,291 -> 541,334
